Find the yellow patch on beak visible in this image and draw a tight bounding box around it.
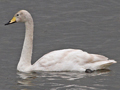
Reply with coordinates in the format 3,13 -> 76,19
9,17 -> 16,23
5,16 -> 16,25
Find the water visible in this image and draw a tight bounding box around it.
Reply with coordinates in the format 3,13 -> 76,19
0,0 -> 120,90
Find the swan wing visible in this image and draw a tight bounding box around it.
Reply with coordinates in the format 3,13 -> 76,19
33,49 -> 116,71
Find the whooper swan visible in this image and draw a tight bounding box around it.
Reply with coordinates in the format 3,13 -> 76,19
5,10 -> 117,73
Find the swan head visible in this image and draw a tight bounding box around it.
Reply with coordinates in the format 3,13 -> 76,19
5,10 -> 32,25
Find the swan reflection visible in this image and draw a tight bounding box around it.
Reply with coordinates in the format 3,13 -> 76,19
17,69 -> 110,87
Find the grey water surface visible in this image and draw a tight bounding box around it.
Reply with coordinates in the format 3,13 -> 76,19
0,0 -> 120,90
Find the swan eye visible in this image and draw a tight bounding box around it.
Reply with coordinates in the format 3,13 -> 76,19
16,14 -> 19,16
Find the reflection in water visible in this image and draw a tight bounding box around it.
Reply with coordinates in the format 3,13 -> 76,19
17,70 -> 110,90
17,72 -> 37,86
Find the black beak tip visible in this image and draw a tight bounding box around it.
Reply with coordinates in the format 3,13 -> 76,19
5,21 -> 10,25
5,21 -> 16,25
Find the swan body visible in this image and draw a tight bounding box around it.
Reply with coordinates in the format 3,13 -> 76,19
5,10 -> 116,72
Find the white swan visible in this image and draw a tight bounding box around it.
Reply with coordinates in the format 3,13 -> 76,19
5,10 -> 116,73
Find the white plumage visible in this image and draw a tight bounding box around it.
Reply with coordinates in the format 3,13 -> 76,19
5,10 -> 116,73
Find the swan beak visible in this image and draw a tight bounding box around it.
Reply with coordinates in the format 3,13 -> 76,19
5,17 -> 16,25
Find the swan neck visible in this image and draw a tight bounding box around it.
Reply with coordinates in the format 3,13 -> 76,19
17,18 -> 34,71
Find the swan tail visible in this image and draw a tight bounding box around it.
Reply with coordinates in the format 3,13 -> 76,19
87,54 -> 117,70
90,60 -> 117,70
92,54 -> 117,63
99,60 -> 117,68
